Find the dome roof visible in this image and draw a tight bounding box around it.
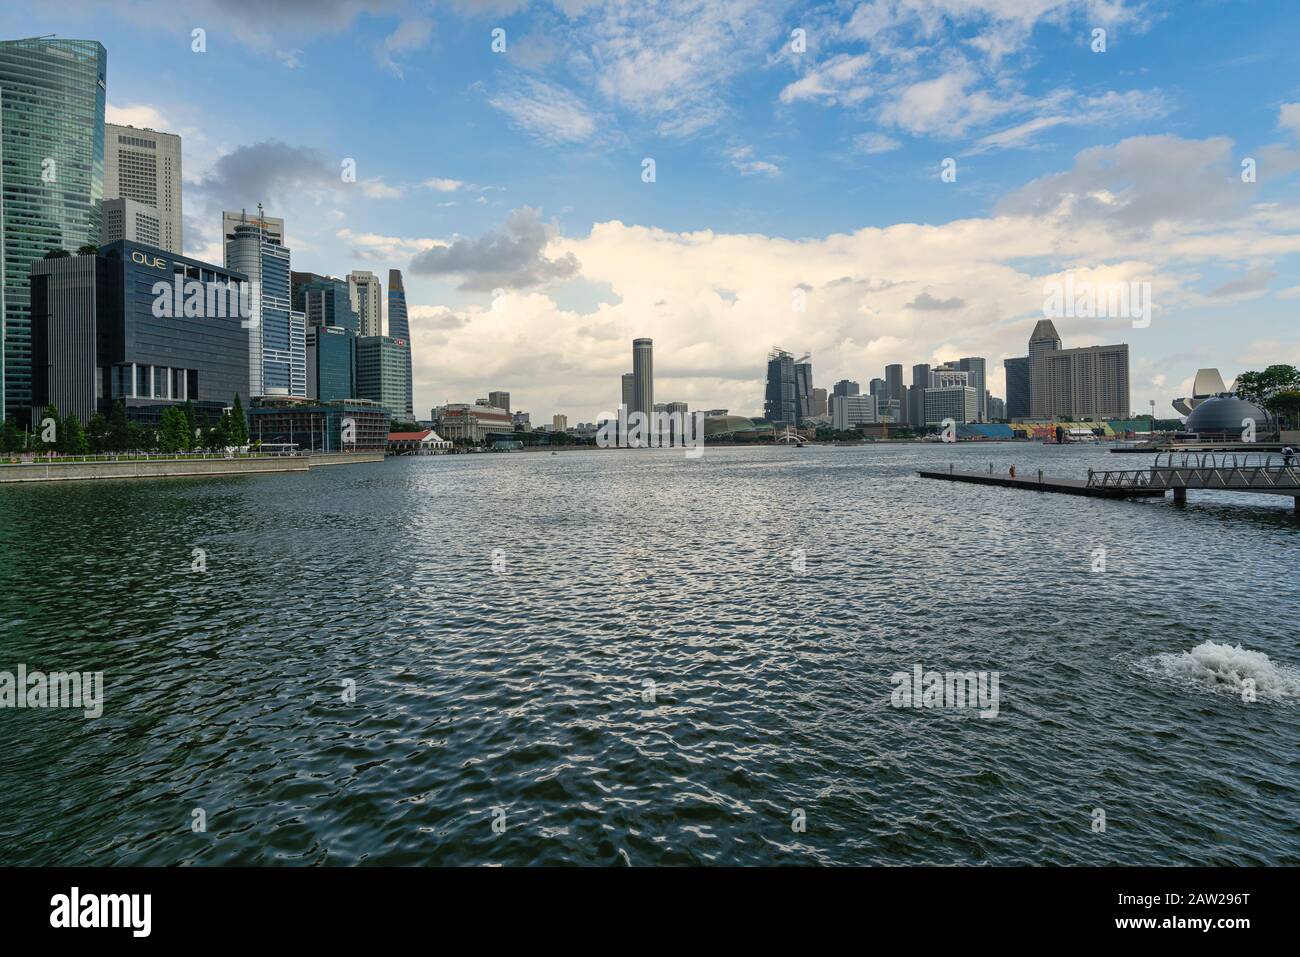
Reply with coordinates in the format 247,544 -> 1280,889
703,414 -> 757,437
1184,394 -> 1268,433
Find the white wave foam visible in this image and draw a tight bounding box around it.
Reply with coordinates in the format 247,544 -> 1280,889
1140,641 -> 1300,702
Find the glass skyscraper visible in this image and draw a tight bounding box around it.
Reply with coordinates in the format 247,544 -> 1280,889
0,38 -> 107,422
387,268 -> 413,417
225,212 -> 306,398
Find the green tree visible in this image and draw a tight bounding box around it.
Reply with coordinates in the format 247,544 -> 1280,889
108,399 -> 131,452
1,418 -> 23,455
42,248 -> 70,259
86,412 -> 109,452
158,407 -> 190,453
76,243 -> 98,256
61,413 -> 90,455
1234,365 -> 1300,406
229,394 -> 248,446
1265,389 -> 1300,431
181,400 -> 199,450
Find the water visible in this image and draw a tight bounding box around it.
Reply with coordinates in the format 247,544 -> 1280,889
1,443 -> 1297,866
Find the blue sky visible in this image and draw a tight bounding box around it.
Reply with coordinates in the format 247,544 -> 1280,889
7,0 -> 1300,421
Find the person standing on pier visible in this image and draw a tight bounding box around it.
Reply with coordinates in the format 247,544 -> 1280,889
1284,446 -> 1295,467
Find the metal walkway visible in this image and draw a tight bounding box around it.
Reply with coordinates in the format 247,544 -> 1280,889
1087,451 -> 1300,497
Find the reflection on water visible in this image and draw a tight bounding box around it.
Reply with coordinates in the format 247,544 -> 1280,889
1,443 -> 1296,865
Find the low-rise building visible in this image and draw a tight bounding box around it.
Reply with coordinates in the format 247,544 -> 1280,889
247,396 -> 390,452
436,403 -> 514,443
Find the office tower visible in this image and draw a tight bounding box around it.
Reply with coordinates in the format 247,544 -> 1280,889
869,378 -> 886,399
811,387 -> 828,417
31,241 -> 249,426
553,414 -> 568,431
1032,343 -> 1131,420
795,359 -> 813,422
387,269 -> 413,417
958,357 -> 987,422
632,338 -> 653,416
1005,356 -> 1030,420
101,198 -> 162,248
988,396 -> 1006,420
103,122 -> 182,254
764,348 -> 796,425
349,271 -> 383,338
831,393 -> 877,430
512,411 -> 530,430
910,364 -> 930,428
924,386 -> 979,425
1029,319 -> 1062,361
621,372 -> 634,410
0,38 -> 107,422
929,364 -> 970,388
898,384 -> 910,426
488,391 -> 511,413
832,379 -> 859,397
306,325 -> 356,402
224,208 -> 305,397
885,364 -> 904,402
356,336 -> 410,416
292,272 -> 358,335
224,210 -> 284,246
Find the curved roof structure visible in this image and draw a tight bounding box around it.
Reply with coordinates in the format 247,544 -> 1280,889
1185,394 -> 1268,434
1174,368 -> 1230,416
703,414 -> 758,437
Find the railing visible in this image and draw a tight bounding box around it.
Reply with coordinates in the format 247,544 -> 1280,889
1087,461 -> 1300,492
0,449 -> 305,466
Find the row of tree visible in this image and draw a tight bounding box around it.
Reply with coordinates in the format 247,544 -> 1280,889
0,396 -> 249,455
1233,364 -> 1300,429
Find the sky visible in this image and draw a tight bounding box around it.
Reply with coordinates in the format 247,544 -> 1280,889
7,0 -> 1300,422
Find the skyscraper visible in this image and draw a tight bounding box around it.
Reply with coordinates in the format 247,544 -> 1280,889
764,348 -> 796,425
869,378 -> 886,399
1004,356 -> 1030,421
103,122 -> 182,254
832,379 -> 859,397
292,272 -> 358,335
1023,320 -> 1130,420
348,271 -> 382,338
885,364 -> 904,402
306,324 -> 356,402
356,336 -> 410,416
387,269 -> 413,417
224,209 -> 305,398
488,391 -> 511,413
0,38 -> 107,422
958,357 -> 987,422
910,364 -> 931,428
795,359 -> 813,422
621,373 -> 635,411
632,338 -> 653,416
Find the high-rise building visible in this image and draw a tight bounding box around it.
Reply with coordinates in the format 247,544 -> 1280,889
224,209 -> 305,398
1028,319 -> 1062,361
795,359 -> 814,421
832,379 -> 859,397
929,364 -> 970,388
909,364 -> 931,428
811,387 -> 828,417
101,198 -> 162,248
30,240 -> 250,427
924,386 -> 979,425
387,269 -> 413,418
0,38 -> 107,422
869,378 -> 887,400
553,414 -> 568,431
292,272 -> 358,335
1023,319 -> 1129,420
988,396 -> 1006,420
831,393 -> 877,430
356,336 -> 410,416
488,391 -> 511,413
632,338 -> 653,416
306,325 -> 356,402
764,348 -> 796,425
885,364 -> 904,402
620,372 -> 634,410
1004,356 -> 1031,421
349,271 -> 383,338
103,122 -> 182,255
958,357 -> 987,422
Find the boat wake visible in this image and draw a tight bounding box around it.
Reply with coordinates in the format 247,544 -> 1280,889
1136,641 -> 1300,702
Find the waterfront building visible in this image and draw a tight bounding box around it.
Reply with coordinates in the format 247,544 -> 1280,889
1026,320 -> 1130,420
387,269 -> 413,418
958,357 -> 987,422
765,348 -> 797,425
1173,369 -> 1229,416
103,123 -> 182,254
512,411 -> 530,430
101,198 -> 163,249
924,385 -> 979,425
292,272 -> 358,336
831,393 -> 877,430
910,364 -> 931,431
489,391 -> 511,413
436,402 -> 514,442
621,373 -> 634,410
632,338 -> 653,415
0,38 -> 107,422
355,336 -> 410,416
885,364 -> 904,402
811,387 -> 828,417
247,396 -> 389,452
877,398 -> 902,423
988,396 -> 1006,421
553,413 -> 568,431
224,208 -> 305,398
30,240 -> 250,426
306,325 -> 356,402
795,359 -> 814,421
869,377 -> 886,400
832,379 -> 859,397
348,270 -> 383,338
1005,356 -> 1030,421
929,364 -> 970,388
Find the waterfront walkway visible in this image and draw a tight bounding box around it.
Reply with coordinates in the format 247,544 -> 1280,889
918,466 -> 1165,498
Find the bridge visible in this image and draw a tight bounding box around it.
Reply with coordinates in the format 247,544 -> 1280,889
1087,451 -> 1300,506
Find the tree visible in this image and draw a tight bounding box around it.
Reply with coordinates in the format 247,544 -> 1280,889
87,412 -> 110,453
1234,365 -> 1300,406
107,399 -> 130,452
1265,390 -> 1300,431
60,413 -> 90,455
42,248 -> 70,259
32,405 -> 60,453
158,407 -> 190,453
76,243 -> 98,256
181,400 -> 199,450
229,394 -> 248,447
1,418 -> 23,455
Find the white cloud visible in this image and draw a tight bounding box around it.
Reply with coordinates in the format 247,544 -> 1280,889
725,145 -> 781,177
853,132 -> 902,154
779,53 -> 873,105
106,102 -> 171,129
487,77 -> 598,144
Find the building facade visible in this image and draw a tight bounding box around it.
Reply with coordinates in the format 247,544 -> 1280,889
348,271 -> 383,338
436,403 -> 514,442
30,240 -> 250,427
248,396 -> 390,452
488,391 -> 511,414
831,393 -> 877,430
632,337 -> 654,416
387,269 -> 413,418
292,272 -> 358,336
306,324 -> 356,403
103,123 -> 182,255
765,349 -> 797,425
102,198 -> 162,249
356,335 -> 410,416
0,38 -> 107,422
224,209 -> 305,398
1004,356 -> 1030,421
924,385 -> 979,425
958,357 -> 987,422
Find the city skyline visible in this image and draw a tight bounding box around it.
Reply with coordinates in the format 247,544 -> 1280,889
2,3 -> 1299,424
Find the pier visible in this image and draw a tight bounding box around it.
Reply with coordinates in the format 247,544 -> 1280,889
921,451 -> 1300,510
